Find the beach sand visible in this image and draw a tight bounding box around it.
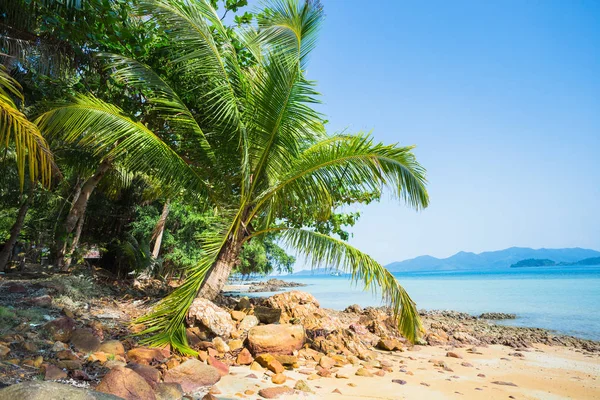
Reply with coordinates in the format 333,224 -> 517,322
213,344 -> 599,400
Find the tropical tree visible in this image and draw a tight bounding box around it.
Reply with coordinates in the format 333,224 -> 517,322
36,0 -> 429,352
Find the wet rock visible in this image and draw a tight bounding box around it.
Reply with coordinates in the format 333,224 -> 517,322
96,366 -> 156,400
236,348 -> 253,365
0,381 -> 122,399
255,354 -> 284,374
43,364 -> 68,380
187,298 -> 236,338
248,324 -> 305,355
238,315 -> 259,332
70,329 -> 101,353
127,363 -> 161,389
258,386 -> 294,398
98,340 -> 125,356
163,359 -> 221,392
155,382 -> 183,400
127,347 -> 168,365
43,317 -> 76,342
253,306 -> 282,324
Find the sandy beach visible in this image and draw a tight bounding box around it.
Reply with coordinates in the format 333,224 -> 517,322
214,344 -> 599,399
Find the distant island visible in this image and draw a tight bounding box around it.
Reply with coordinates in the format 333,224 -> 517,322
511,257 -> 600,268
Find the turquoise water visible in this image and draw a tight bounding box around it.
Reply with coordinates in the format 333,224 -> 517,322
237,266 -> 600,341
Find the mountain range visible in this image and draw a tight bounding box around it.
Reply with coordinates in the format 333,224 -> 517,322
385,247 -> 600,272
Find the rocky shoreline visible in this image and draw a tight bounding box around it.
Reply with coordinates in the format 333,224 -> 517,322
0,276 -> 598,399
246,278 -> 307,293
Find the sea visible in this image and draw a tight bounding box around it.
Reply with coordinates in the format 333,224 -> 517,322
232,265 -> 600,341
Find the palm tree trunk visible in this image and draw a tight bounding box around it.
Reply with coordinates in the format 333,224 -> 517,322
0,187 -> 34,272
197,236 -> 245,300
152,200 -> 170,259
55,159 -> 111,270
64,214 -> 85,268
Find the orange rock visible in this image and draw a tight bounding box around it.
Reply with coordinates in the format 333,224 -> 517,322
127,347 -> 167,365
272,373 -> 287,384
96,366 -> 156,400
236,348 -> 253,365
254,354 -> 284,374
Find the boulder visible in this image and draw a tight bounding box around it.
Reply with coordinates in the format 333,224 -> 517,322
265,291 -> 342,330
377,338 -> 403,351
253,306 -> 282,324
163,359 -> 221,393
248,324 -> 305,355
255,354 -> 284,374
155,382 -> 183,400
70,329 -> 101,353
258,386 -> 294,398
0,381 -> 122,399
96,366 -> 156,400
43,317 -> 76,342
235,297 -> 252,311
238,315 -> 259,332
207,356 -> 229,376
98,340 -> 125,356
187,298 -> 236,338
43,364 -> 68,380
127,363 -> 161,389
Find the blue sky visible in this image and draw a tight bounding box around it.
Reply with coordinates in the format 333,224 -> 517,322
236,0 -> 600,266
290,0 -> 600,264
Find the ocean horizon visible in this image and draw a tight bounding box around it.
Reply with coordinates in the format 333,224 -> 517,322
232,265 -> 600,341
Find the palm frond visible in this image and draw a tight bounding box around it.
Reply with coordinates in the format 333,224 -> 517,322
35,94 -> 207,198
251,133 -> 429,223
251,227 -> 423,342
136,210 -> 238,354
0,66 -> 53,189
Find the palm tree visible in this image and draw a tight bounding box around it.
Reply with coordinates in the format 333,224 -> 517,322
36,0 -> 429,352
0,66 -> 53,271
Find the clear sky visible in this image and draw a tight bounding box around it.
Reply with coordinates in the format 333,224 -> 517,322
289,0 -> 599,265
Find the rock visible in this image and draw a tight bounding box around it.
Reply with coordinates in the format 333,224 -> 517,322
87,352 -> 108,364
248,324 -> 305,355
23,341 -> 39,352
336,372 -> 350,379
319,356 -> 336,369
187,298 -> 236,338
355,368 -> 373,377
492,381 -> 518,387
317,368 -> 332,377
479,312 -> 516,320
461,362 -> 473,367
255,354 -> 284,374
163,359 -> 221,393
344,304 -> 363,313
212,337 -> 229,353
43,317 -> 76,342
57,349 -> 78,360
6,283 -> 27,293
377,339 -> 403,351
446,351 -> 462,359
228,339 -> 244,352
70,329 -> 101,353
238,315 -> 259,332
0,344 -> 10,357
250,361 -> 265,372
71,370 -> 91,381
104,360 -> 127,369
231,310 -> 246,321
294,380 -> 313,393
127,363 -> 161,389
202,394 -> 218,400
235,297 -> 252,311
236,348 -> 253,365
271,373 -> 287,384
392,379 -> 407,385
57,360 -> 83,370
0,381 -> 122,399
253,306 -> 282,324
44,364 -> 68,380
274,354 -> 297,367
349,323 -> 368,335
30,295 -> 52,307
155,383 -> 183,400
257,386 -> 294,398
96,366 -> 156,400
207,356 -> 229,376
51,341 -> 69,352
98,340 -> 125,356
127,347 -> 168,365
332,388 -> 342,394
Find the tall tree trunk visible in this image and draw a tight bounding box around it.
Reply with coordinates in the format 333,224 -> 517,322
0,186 -> 34,272
152,200 -> 170,259
197,236 -> 245,300
55,159 -> 111,270
64,213 -> 85,268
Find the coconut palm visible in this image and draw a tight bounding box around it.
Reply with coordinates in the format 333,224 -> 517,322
36,0 -> 429,352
